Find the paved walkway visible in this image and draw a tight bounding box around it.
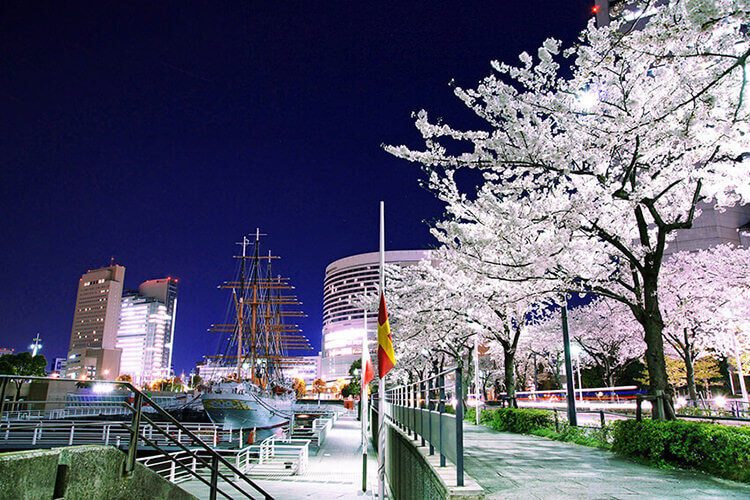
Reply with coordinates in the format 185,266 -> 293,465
463,423 -> 750,499
182,413 -> 379,499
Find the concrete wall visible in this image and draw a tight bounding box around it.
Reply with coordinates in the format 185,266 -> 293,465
0,449 -> 59,499
0,445 -> 195,500
385,422 -> 483,500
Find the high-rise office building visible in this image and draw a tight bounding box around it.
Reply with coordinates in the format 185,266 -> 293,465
66,264 -> 125,380
117,294 -> 168,386
137,278 -> 178,378
321,250 -> 432,380
115,278 -> 178,387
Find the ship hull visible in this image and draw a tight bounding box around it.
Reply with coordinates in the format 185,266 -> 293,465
201,384 -> 293,429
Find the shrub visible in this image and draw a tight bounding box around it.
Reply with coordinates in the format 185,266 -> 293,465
546,423 -> 612,449
612,419 -> 750,483
472,407 -> 611,449
489,408 -> 555,434
465,407 -> 496,425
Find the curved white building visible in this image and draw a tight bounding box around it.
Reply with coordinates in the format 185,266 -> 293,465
321,250 -> 432,380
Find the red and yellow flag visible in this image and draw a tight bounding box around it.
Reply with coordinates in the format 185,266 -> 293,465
362,343 -> 375,387
377,292 -> 396,378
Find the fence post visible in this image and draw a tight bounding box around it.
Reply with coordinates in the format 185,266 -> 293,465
0,377 -> 8,422
209,454 -> 219,500
401,386 -> 406,431
636,395 -> 643,422
554,408 -> 559,432
420,380 -> 426,447
428,377 -> 434,455
438,372 -> 446,467
125,391 -> 143,476
455,366 -> 464,487
599,410 -> 605,428
409,384 -> 417,439
69,424 -> 75,446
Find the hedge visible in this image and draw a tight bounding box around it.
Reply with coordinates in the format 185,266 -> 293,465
612,419 -> 750,483
486,407 -> 555,434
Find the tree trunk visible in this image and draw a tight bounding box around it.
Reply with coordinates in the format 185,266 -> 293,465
640,272 -> 674,419
683,342 -> 698,405
504,348 -> 517,408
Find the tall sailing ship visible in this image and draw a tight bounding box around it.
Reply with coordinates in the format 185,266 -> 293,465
200,231 -> 310,429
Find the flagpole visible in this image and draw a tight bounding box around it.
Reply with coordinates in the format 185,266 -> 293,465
378,200 -> 386,500
361,307 -> 368,492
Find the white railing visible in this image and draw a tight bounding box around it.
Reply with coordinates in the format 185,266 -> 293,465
1,405 -> 130,421
0,420 -> 230,450
235,436 -> 310,476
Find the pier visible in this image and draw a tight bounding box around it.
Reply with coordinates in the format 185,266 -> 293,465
179,412 -> 378,499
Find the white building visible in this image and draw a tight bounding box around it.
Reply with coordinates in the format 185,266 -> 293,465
116,294 -> 169,386
115,278 -> 178,387
283,354 -> 322,385
321,250 -> 432,380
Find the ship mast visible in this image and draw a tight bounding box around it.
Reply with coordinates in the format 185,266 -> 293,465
208,229 -> 312,383
236,235 -> 248,380
250,228 -> 260,375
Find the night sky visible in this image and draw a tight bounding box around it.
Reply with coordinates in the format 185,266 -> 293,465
1,1 -> 594,378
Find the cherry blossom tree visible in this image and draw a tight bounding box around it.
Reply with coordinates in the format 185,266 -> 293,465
382,260 -> 474,382
523,313 -> 565,390
386,1 -> 749,418
426,229 -> 555,405
661,244 -> 750,401
567,298 -> 646,390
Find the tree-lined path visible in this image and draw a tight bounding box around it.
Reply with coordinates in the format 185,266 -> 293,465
463,424 -> 750,499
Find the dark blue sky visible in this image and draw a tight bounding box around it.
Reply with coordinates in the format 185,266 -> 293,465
0,1 -> 593,377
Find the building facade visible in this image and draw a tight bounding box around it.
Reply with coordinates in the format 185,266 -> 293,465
137,278 -> 178,378
283,354 -> 322,385
115,278 -> 178,387
66,264 -> 125,380
321,250 -> 432,380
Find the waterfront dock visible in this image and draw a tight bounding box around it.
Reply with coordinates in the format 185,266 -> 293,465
180,412 -> 379,499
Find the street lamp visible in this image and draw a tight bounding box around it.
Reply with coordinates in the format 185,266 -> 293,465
474,333 -> 481,425
560,294 -> 578,426
467,308 -> 481,425
29,333 -> 42,357
569,344 -> 583,404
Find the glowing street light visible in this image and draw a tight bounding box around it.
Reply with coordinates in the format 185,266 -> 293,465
29,333 -> 42,357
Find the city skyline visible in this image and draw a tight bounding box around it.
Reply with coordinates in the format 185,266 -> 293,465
0,2 -> 595,377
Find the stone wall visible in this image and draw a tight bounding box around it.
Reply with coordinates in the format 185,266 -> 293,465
0,445 -> 195,500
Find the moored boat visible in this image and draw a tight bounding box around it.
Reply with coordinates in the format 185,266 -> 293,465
200,230 -> 310,429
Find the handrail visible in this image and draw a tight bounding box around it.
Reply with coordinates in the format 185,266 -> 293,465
381,366 -> 465,487
0,375 -> 273,500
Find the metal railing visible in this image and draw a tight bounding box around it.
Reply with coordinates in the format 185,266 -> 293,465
0,419 -> 239,451
0,375 -> 273,500
382,367 -> 465,487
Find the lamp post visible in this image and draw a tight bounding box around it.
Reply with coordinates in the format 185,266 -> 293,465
732,329 -> 749,405
474,333 -> 481,425
570,344 -> 583,404
29,333 -> 42,357
466,307 -> 481,425
561,294 -> 577,426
